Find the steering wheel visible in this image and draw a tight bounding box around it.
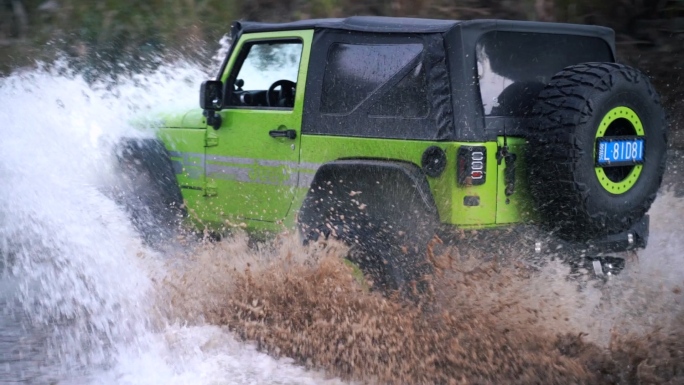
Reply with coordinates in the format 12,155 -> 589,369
267,79 -> 296,107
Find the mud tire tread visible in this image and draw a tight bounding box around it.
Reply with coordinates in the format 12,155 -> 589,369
527,62 -> 667,240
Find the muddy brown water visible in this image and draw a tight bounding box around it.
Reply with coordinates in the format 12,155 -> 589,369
163,187 -> 684,385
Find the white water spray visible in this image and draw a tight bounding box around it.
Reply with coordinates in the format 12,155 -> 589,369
0,58 -> 345,384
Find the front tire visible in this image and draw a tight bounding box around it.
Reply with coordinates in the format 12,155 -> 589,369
113,139 -> 185,246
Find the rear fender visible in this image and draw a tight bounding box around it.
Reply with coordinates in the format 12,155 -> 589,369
298,160 -> 438,240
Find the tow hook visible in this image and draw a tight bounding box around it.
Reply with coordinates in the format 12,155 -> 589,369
587,256 -> 626,277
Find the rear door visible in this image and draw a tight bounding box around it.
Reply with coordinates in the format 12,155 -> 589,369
206,30 -> 312,223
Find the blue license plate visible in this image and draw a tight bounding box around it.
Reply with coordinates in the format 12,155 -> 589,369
596,137 -> 645,167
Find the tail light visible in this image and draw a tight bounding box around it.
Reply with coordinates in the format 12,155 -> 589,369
457,146 -> 486,186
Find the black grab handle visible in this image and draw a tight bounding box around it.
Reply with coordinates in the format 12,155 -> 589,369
269,129 -> 297,140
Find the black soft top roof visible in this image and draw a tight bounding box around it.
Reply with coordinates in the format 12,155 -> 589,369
233,16 -> 613,38
234,17 -> 457,34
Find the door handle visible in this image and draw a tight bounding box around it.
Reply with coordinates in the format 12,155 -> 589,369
269,129 -> 297,140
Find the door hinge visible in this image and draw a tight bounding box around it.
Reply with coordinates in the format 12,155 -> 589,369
205,132 -> 219,147
496,145 -> 517,197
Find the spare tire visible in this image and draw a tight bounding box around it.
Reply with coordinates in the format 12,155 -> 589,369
527,62 -> 667,241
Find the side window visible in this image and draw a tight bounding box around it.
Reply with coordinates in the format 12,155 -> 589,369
320,43 -> 427,118
368,60 -> 428,118
476,32 -> 613,116
227,40 -> 302,109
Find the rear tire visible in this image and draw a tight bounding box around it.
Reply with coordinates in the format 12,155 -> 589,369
302,217 -> 433,296
298,161 -> 437,297
527,62 -> 667,240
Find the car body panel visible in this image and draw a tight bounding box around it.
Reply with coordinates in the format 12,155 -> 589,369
152,19 -> 621,235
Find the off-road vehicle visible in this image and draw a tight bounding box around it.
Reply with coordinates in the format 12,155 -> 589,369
116,17 -> 667,291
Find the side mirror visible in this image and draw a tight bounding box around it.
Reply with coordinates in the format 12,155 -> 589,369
199,80 -> 223,111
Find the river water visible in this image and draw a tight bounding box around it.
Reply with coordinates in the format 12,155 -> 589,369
0,57 -> 682,384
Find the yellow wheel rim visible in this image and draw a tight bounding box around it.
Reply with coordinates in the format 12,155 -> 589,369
594,106 -> 644,195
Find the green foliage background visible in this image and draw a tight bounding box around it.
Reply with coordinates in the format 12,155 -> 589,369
2,0 -> 683,73
1,0 -> 682,130
1,0 -> 240,76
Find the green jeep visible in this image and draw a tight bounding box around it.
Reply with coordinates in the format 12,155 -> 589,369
116,17 -> 667,291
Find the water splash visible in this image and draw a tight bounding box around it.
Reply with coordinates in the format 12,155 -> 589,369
0,62 -> 158,381
162,192 -> 684,383
0,57 -> 346,384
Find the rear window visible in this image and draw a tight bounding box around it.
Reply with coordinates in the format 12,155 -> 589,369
476,32 -> 613,116
320,43 -> 428,118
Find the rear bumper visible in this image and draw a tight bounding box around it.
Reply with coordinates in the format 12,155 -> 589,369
584,215 -> 649,253
435,215 -> 649,256
529,215 -> 649,255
